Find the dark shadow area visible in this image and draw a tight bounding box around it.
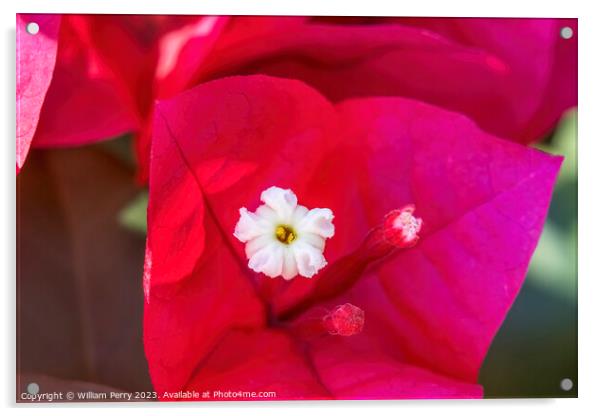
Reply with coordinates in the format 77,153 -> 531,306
16,143 -> 153,401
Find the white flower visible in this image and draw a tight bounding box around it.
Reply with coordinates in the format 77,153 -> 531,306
233,186 -> 335,280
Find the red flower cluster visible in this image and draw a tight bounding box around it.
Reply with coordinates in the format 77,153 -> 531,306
143,76 -> 562,399
16,15 -> 575,400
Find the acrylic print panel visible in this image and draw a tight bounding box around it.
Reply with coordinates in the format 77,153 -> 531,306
16,14 -> 577,402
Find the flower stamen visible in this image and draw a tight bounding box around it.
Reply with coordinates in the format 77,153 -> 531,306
275,224 -> 296,244
383,205 -> 422,248
279,205 -> 422,318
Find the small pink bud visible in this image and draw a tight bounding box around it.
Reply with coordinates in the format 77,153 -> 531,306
382,205 -> 423,248
322,303 -> 365,336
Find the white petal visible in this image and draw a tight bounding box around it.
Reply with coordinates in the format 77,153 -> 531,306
282,249 -> 299,280
291,204 -> 309,225
260,186 -> 297,221
293,241 -> 328,278
244,234 -> 275,258
298,233 -> 326,251
255,204 -> 279,222
248,242 -> 284,278
297,208 -> 335,239
234,186 -> 334,280
233,208 -> 271,242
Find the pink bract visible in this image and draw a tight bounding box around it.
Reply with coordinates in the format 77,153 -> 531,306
143,75 -> 561,400
18,16 -> 575,180
16,14 -> 60,173
396,17 -> 578,141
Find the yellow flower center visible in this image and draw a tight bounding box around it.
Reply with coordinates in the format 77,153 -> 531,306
275,225 -> 296,244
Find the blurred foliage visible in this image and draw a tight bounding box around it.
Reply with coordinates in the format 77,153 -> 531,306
119,191 -> 149,234
479,109 -> 578,398
112,132 -> 148,235
99,133 -> 137,169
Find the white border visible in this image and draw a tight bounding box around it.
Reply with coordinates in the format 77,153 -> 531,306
3,0 -> 601,415
10,0 -> 580,17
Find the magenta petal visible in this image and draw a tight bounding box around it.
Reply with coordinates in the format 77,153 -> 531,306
144,76 -> 561,399
520,19 -> 577,141
143,203 -> 266,394
204,17 -> 575,143
306,336 -> 483,399
31,15 -> 138,149
154,16 -> 230,98
327,98 -> 562,383
145,76 -> 344,396
182,330 -> 330,400
398,17 -> 577,141
150,75 -> 340,289
16,14 -> 60,173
